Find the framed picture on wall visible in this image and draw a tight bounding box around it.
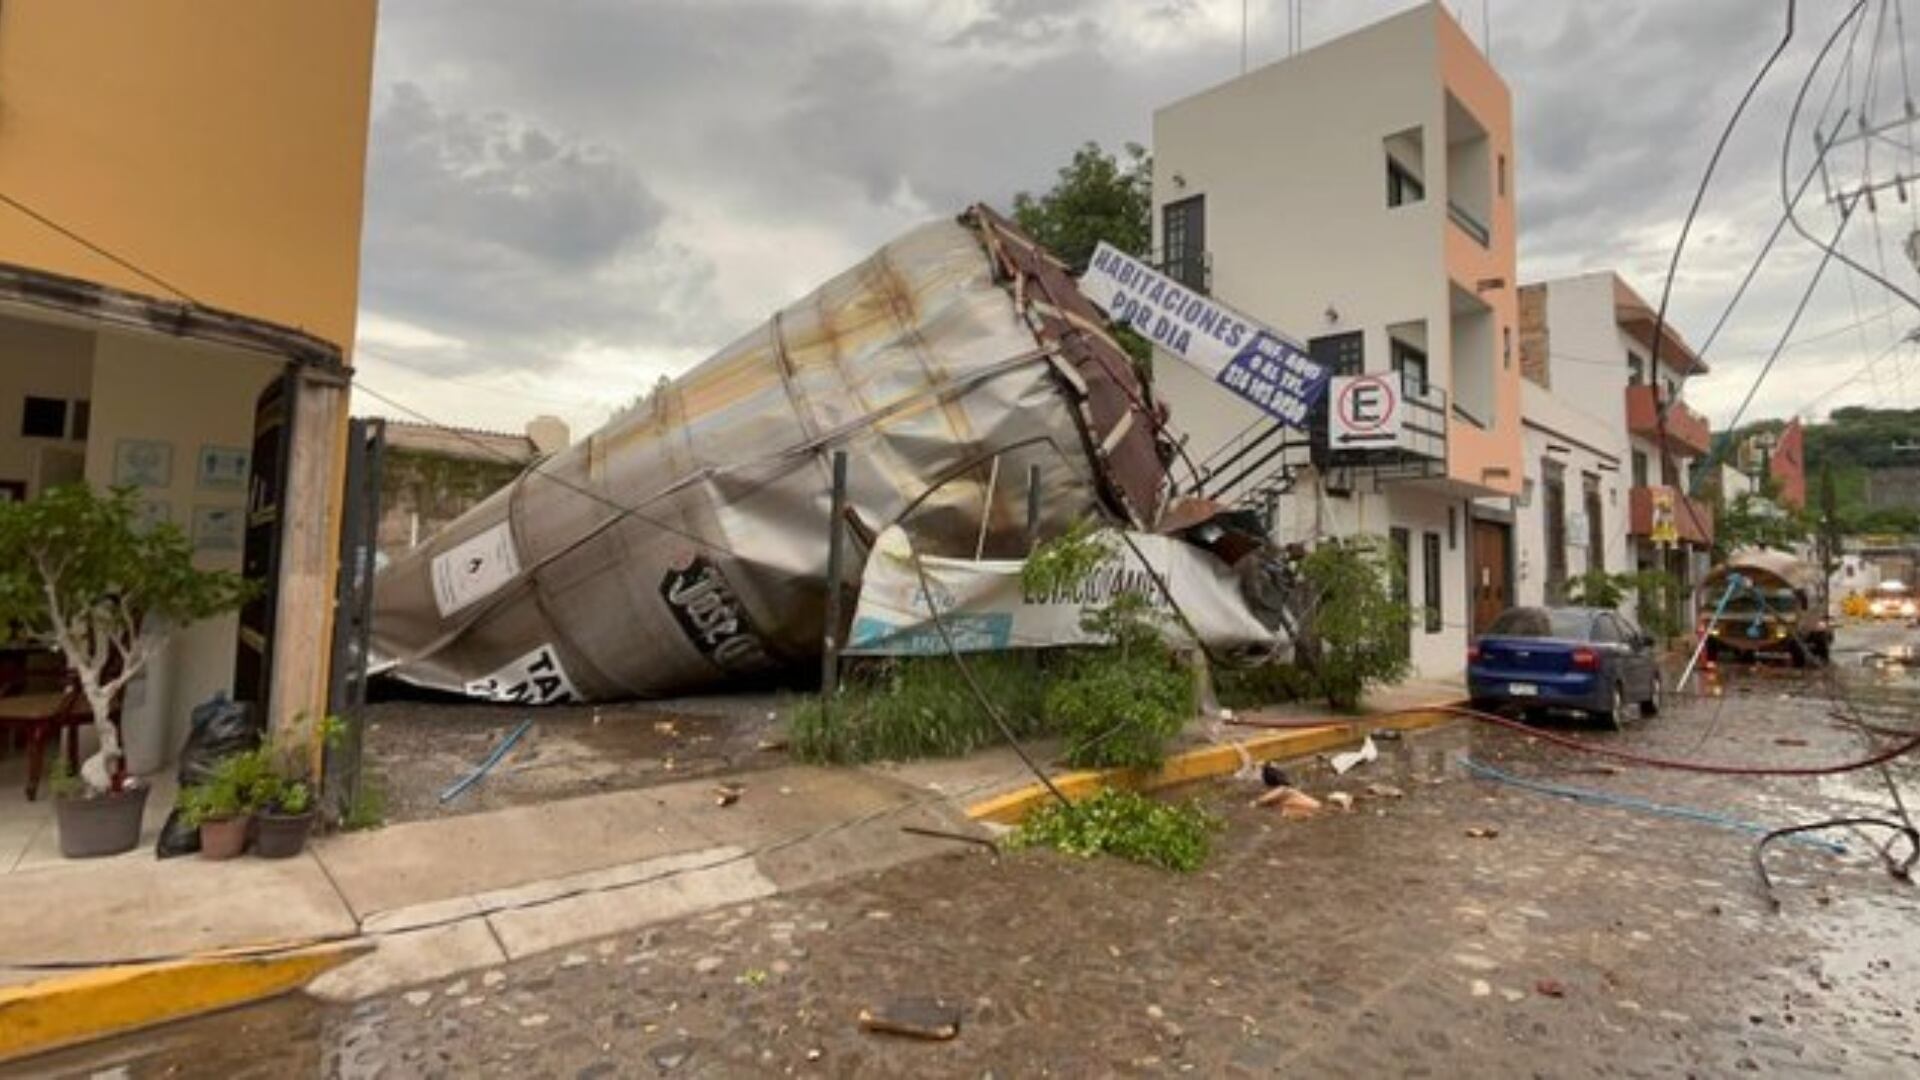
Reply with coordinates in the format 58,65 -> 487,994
135,499 -> 171,532
113,439 -> 172,488
192,504 -> 243,553
197,445 -> 249,490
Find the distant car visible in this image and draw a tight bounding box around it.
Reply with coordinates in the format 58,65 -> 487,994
1468,606 -> 1662,729
1867,581 -> 1917,621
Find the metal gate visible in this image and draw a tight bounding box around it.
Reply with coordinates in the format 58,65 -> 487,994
322,417 -> 385,818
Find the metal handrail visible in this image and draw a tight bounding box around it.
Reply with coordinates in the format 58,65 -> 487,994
1447,200 -> 1490,246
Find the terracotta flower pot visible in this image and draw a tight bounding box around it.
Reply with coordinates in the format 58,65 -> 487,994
198,815 -> 250,860
253,810 -> 314,859
55,784 -> 151,859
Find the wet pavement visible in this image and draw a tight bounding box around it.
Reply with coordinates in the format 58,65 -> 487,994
19,624 -> 1920,1078
362,693 -> 786,824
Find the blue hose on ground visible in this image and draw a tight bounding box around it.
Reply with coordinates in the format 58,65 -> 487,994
440,719 -> 535,803
1459,754 -> 1848,855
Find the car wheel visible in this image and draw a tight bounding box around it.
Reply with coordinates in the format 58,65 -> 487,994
1640,674 -> 1662,717
1599,682 -> 1628,731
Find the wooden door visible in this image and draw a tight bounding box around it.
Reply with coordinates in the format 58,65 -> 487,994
1472,520 -> 1510,634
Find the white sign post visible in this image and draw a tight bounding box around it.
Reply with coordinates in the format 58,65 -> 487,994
1078,242 -> 1328,427
1328,374 -> 1403,450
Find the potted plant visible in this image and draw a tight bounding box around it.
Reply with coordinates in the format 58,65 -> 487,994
180,751 -> 265,860
0,485 -> 254,858
252,715 -> 339,858
253,776 -> 314,858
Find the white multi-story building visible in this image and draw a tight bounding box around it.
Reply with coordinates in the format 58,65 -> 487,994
1149,3 -> 1522,679
1511,271 -> 1715,627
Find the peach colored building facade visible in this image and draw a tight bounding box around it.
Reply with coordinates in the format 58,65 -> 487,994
1150,3 -> 1521,678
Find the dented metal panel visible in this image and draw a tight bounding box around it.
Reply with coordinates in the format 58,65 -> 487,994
370,207 -> 1171,702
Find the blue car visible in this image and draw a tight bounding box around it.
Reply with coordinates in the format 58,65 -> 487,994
1467,606 -> 1663,729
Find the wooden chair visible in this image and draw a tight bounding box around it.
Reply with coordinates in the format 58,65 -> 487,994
0,674 -> 93,801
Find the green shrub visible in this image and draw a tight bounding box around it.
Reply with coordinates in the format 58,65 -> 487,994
1565,568 -> 1629,609
790,654 -> 1049,764
341,773 -> 386,831
1213,660 -> 1320,710
1011,788 -> 1219,872
1048,647 -> 1193,770
1295,537 -> 1411,711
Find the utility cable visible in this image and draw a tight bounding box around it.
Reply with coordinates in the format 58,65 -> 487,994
0,190 -> 202,306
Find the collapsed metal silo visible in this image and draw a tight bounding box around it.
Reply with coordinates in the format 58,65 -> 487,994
369,206 -> 1171,702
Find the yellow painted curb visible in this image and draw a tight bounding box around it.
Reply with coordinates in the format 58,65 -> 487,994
0,939 -> 369,1064
967,704 -> 1460,826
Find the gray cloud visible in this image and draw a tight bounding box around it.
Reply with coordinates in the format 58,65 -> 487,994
357,0 -> 1920,433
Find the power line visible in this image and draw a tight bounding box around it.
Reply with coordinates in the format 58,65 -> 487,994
0,190 -> 201,306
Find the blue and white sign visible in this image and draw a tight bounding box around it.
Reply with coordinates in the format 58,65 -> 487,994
1079,242 -> 1329,426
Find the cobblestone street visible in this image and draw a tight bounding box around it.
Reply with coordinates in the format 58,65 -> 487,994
21,627 -> 1920,1079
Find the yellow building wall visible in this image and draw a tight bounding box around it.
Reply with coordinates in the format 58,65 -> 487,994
0,1 -> 378,351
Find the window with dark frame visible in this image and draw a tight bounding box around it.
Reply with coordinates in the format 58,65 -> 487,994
21,396 -> 66,439
1422,531 -> 1443,633
1390,527 -> 1413,659
1161,195 -> 1207,292
1391,338 -> 1429,396
1628,353 -> 1645,386
1542,461 -> 1568,604
1632,450 -> 1649,489
1387,157 -> 1425,207
1584,474 -> 1604,569
1310,331 -> 1365,377
70,400 -> 90,442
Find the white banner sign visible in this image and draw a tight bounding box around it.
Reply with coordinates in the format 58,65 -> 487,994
845,527 -> 1281,656
1079,242 -> 1329,426
1329,373 -> 1404,450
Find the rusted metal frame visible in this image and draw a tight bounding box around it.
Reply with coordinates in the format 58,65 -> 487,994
0,260 -> 345,372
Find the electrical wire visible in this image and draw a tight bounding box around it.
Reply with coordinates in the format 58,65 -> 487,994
0,190 -> 202,306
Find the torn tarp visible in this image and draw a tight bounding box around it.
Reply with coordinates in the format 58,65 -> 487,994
844,526 -> 1283,657
370,207 -> 1172,702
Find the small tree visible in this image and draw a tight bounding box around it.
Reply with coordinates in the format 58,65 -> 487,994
1011,142 -> 1152,274
1294,538 -> 1411,710
1565,567 -> 1629,609
0,485 -> 255,793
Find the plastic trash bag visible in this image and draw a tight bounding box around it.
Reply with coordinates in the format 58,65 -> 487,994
155,692 -> 260,858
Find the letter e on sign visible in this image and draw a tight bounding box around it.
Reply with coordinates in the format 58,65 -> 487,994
1329,375 -> 1403,449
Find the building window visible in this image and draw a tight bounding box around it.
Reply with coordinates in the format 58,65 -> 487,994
1628,353 -> 1645,386
1384,127 -> 1425,208
70,400 -> 91,442
1162,195 -> 1206,292
1391,338 -> 1429,396
1309,331 -> 1365,376
1390,527 -> 1412,660
1584,474 -> 1605,570
1632,450 -> 1649,488
1422,531 -> 1443,633
1542,461 -> 1568,603
21,397 -> 66,439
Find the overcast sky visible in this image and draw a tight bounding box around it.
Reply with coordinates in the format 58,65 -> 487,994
352,0 -> 1920,441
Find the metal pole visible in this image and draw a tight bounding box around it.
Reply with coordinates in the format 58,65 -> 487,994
821,451 -> 850,697
1024,463 -> 1043,553
974,455 -> 1001,560
1677,573 -> 1744,693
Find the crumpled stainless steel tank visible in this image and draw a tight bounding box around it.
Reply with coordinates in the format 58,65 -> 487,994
370,206 -> 1171,702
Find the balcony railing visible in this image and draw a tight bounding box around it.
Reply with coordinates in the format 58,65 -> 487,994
1629,484 -> 1714,547
1625,384 -> 1712,458
1447,200 -> 1491,246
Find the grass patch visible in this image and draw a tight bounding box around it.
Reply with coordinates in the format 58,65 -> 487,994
790,654 -> 1049,764
1010,788 -> 1220,872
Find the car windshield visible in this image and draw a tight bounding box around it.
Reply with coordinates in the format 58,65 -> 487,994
1723,588 -> 1802,615
1486,608 -> 1592,639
